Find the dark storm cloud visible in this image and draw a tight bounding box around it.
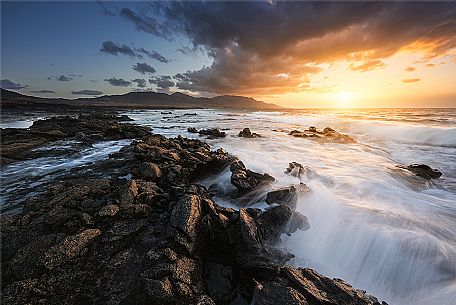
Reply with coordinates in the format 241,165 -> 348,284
1,79 -> 28,90
104,77 -> 132,87
120,7 -> 170,37
134,47 -> 170,63
150,76 -> 175,92
100,41 -> 137,57
50,75 -> 73,81
120,1 -> 456,95
97,1 -> 115,16
30,89 -> 55,94
71,90 -> 104,95
132,62 -> 156,75
132,78 -> 147,88
100,41 -> 170,63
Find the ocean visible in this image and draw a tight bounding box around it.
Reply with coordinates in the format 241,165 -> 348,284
2,108 -> 456,304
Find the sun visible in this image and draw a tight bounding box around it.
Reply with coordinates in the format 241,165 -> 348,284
334,91 -> 357,108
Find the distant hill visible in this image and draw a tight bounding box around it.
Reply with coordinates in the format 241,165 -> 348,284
1,89 -> 281,110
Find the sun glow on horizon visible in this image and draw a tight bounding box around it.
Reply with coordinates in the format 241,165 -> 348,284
334,91 -> 358,108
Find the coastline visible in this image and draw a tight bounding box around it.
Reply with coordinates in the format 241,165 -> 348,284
1,113 -> 387,305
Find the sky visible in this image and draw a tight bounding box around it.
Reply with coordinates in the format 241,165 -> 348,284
1,1 -> 456,108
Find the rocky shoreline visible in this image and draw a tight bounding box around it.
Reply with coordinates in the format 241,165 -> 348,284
0,114 -> 390,305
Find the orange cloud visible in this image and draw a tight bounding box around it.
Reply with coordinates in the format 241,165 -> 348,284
402,78 -> 421,83
349,59 -> 386,72
405,66 -> 416,72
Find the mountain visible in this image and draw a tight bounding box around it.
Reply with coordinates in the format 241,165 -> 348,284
1,89 -> 281,110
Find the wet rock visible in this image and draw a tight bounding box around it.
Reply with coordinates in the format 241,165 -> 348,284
289,126 -> 356,143
256,281 -> 308,305
256,205 -> 293,244
1,113 -> 149,165
282,267 -> 382,305
139,277 -> 175,304
265,184 -> 310,209
285,162 -> 312,179
1,123 -> 384,305
406,164 -> 442,180
205,263 -> 235,303
238,128 -> 261,138
230,159 -> 275,198
187,127 -> 198,133
170,194 -> 202,240
288,211 -> 310,233
198,128 -> 226,139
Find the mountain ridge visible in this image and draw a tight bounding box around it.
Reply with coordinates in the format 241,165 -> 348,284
1,89 -> 281,110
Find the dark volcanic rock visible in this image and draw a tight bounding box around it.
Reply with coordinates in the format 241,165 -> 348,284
405,164 -> 442,180
265,184 -> 310,209
0,113 -> 150,165
198,128 -> 226,139
285,162 -> 312,179
238,128 -> 261,138
188,127 -> 198,133
1,124 -> 384,305
289,127 -> 355,144
229,158 -> 275,199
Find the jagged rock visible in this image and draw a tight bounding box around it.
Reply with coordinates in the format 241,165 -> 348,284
188,127 -> 198,133
119,180 -> 138,205
406,164 -> 442,180
238,128 -> 261,138
285,162 -> 312,179
282,267 -> 383,305
170,194 -> 202,240
139,162 -> 162,180
265,184 -> 310,209
198,128 -> 226,139
205,263 -> 235,303
98,204 -> 120,217
256,281 -> 308,305
41,229 -> 101,270
230,159 -> 275,198
1,122 -> 385,305
256,205 -> 293,244
289,126 -> 355,143
139,277 -> 175,304
1,114 -> 150,165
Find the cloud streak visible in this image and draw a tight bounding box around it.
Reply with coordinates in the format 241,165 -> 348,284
132,62 -> 156,74
104,77 -> 132,87
402,78 -> 421,83
349,60 -> 386,72
48,75 -> 73,81
30,89 -> 55,94
100,41 -> 170,63
71,90 -> 104,95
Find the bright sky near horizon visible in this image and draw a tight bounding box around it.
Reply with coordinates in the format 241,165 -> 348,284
1,1 -> 455,108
